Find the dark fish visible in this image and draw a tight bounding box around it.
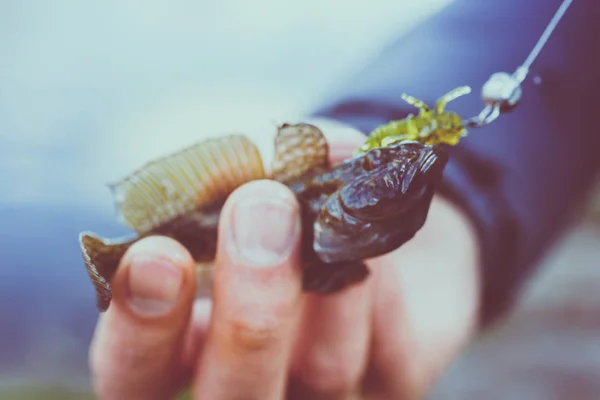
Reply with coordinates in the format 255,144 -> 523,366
80,123 -> 449,312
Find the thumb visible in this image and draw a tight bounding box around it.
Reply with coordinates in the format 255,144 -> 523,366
192,179 -> 304,399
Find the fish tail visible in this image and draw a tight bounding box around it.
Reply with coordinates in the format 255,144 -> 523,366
79,231 -> 135,312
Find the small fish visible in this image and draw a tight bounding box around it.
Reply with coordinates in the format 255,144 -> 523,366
80,122 -> 451,312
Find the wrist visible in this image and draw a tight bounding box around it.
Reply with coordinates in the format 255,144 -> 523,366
429,194 -> 483,331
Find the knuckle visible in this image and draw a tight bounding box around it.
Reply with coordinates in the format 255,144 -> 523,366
227,313 -> 286,351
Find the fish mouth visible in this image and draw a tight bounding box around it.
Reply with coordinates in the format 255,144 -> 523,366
419,145 -> 449,177
404,145 -> 449,192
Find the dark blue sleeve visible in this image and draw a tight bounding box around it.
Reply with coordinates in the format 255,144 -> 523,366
310,0 -> 600,325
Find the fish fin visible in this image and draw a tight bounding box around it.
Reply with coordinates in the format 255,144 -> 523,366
271,123 -> 330,183
302,260 -> 370,293
79,231 -> 136,312
108,134 -> 265,233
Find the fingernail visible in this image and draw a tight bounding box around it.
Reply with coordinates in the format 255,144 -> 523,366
128,255 -> 183,316
232,196 -> 299,267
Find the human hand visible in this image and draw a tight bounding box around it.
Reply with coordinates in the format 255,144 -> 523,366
89,127 -> 482,400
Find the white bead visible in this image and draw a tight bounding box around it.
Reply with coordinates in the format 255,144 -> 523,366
481,72 -> 523,111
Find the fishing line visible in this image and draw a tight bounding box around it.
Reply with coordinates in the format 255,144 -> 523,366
465,0 -> 575,128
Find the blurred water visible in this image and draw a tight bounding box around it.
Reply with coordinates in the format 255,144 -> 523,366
0,0 -> 452,390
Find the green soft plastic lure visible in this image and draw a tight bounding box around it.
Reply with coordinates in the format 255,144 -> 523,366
356,86 -> 472,154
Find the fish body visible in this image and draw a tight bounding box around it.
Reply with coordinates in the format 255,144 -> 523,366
80,89 -> 469,312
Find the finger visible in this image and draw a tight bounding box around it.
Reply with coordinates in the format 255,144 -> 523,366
285,123 -> 372,399
89,236 -> 197,400
288,283 -> 373,400
181,298 -> 213,369
192,179 -> 303,400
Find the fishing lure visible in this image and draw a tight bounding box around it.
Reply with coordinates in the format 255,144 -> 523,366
79,0 -> 573,312
355,0 -> 574,154
80,123 -> 449,311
